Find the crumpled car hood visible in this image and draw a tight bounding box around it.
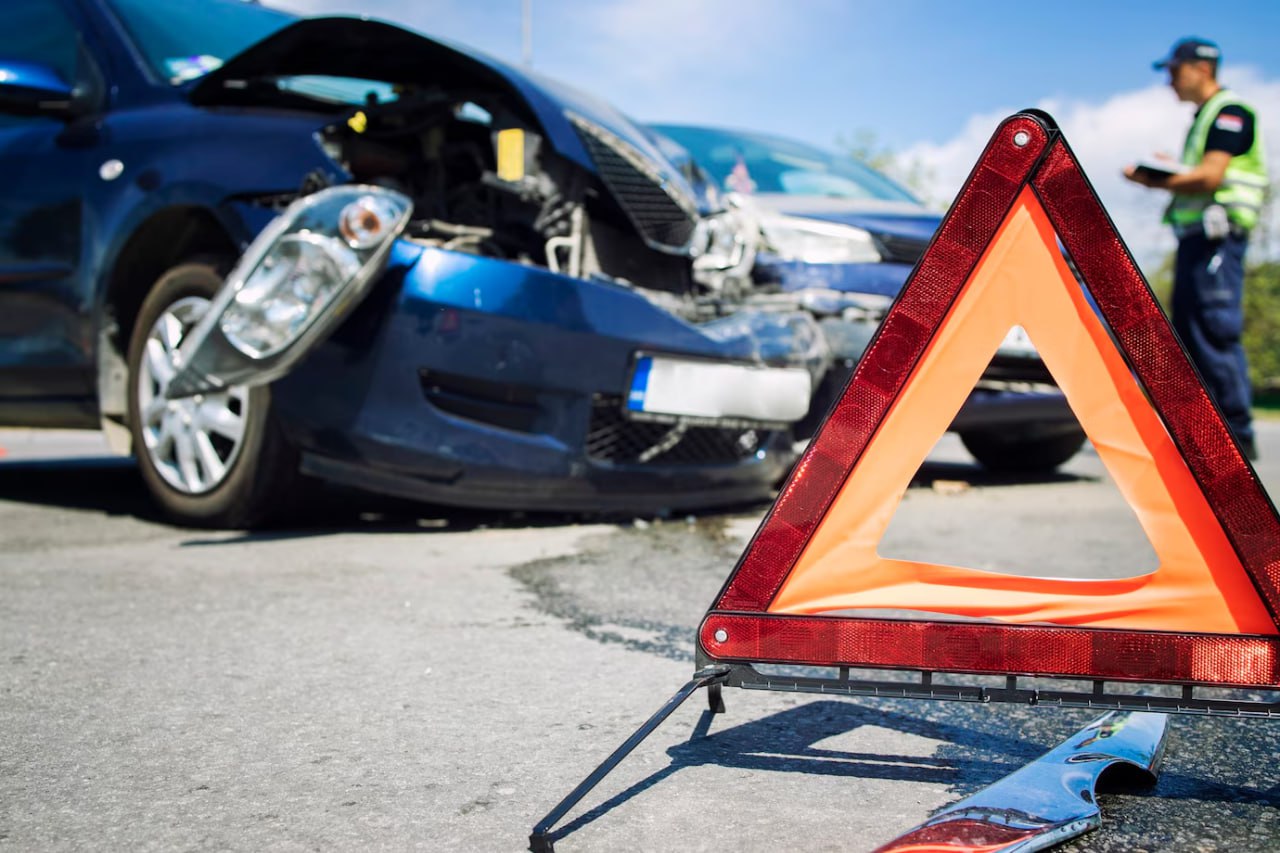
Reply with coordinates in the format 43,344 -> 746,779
189,17 -> 697,203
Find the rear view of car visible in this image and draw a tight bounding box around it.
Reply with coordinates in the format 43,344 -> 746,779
652,124 -> 1087,473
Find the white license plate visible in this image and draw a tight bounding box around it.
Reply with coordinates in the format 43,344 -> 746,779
626,355 -> 811,423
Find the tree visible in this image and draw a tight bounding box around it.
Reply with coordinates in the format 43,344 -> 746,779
1244,260 -> 1280,389
838,128 -> 937,203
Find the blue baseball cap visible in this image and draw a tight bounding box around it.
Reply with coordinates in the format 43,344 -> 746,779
1153,37 -> 1221,69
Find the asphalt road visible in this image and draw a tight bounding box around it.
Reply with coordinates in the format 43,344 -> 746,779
2,425 -> 1279,851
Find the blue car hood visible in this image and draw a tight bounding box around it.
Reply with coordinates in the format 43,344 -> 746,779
189,17 -> 694,199
752,194 -> 942,243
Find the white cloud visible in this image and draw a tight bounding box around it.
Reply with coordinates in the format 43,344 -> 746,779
898,69 -> 1280,271
576,0 -> 804,86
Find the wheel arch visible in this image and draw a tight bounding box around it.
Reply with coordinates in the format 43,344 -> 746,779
98,206 -> 240,451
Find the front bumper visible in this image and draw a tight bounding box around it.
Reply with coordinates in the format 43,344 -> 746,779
758,258 -> 1081,440
269,242 -> 803,512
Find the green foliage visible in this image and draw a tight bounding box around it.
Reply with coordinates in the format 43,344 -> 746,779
836,128 -> 938,204
1257,387 -> 1280,417
839,128 -> 897,174
1146,251 -> 1175,312
1244,260 -> 1280,389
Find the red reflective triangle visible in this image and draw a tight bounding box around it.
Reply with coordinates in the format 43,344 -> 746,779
699,112 -> 1280,688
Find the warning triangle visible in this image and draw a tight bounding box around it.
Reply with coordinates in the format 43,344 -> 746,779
699,111 -> 1280,689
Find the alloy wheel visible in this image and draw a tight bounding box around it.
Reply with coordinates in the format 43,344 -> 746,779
135,296 -> 252,494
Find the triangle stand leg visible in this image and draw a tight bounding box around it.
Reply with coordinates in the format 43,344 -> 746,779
529,665 -> 731,852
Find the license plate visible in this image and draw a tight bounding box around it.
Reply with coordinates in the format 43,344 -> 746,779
626,354 -> 811,423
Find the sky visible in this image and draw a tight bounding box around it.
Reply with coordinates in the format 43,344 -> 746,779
273,0 -> 1280,269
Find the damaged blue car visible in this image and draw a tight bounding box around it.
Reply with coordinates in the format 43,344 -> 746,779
0,0 -> 826,526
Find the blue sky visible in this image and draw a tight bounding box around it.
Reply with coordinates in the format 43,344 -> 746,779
276,0 -> 1280,264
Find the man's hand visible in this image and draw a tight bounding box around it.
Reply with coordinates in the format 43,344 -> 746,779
1124,150 -> 1230,194
1169,150 -> 1231,193
1124,164 -> 1167,188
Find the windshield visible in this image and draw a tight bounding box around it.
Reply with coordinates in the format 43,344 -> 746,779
652,124 -> 920,204
107,0 -> 296,84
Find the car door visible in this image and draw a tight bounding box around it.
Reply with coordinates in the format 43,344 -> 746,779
0,0 -> 102,425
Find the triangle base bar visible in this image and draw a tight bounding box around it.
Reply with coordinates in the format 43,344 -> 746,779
700,659 -> 1280,718
701,613 -> 1280,688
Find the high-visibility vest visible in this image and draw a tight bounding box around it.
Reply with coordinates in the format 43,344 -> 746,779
1165,89 -> 1269,232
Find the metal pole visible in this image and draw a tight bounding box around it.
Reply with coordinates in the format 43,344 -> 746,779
522,0 -> 533,68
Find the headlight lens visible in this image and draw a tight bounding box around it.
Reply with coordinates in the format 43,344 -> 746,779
759,215 -> 882,264
217,186 -> 411,359
220,233 -> 361,358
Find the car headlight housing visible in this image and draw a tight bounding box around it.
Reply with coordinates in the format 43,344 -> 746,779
166,185 -> 412,397
690,194 -> 759,292
759,214 -> 882,264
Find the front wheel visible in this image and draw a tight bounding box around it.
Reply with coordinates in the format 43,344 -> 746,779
959,427 -> 1087,474
126,260 -> 298,527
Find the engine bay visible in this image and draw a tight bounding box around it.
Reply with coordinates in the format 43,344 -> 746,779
316,90 -> 731,302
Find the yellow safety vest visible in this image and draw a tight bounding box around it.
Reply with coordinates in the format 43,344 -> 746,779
1165,89 -> 1268,232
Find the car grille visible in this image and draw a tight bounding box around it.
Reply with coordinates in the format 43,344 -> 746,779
586,395 -> 769,466
568,113 -> 698,250
872,232 -> 931,265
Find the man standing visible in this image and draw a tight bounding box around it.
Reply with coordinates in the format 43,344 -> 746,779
1125,37 -> 1267,460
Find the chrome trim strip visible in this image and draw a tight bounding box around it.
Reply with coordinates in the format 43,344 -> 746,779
874,710 -> 1168,853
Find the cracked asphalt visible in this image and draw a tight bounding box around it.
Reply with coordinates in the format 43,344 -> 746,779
2,425 -> 1279,851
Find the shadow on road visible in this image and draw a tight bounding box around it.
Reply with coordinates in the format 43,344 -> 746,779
0,456 -> 164,521
0,450 -> 1094,543
545,696 -> 1273,848
0,455 -> 743,540
545,698 -> 1047,845
910,457 -> 1096,489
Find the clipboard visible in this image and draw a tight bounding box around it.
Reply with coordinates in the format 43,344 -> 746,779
1133,158 -> 1188,181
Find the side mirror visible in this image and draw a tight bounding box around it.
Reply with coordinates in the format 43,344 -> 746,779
0,59 -> 85,119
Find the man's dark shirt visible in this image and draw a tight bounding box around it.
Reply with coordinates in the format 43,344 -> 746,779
1198,102 -> 1255,155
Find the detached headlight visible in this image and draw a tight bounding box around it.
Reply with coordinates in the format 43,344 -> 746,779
220,232 -> 361,358
166,185 -> 412,397
759,214 -> 882,264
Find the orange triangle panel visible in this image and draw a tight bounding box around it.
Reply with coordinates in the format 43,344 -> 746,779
699,111 -> 1280,688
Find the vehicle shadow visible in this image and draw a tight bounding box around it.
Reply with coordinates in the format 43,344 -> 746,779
0,455 -> 583,535
0,451 -> 1096,541
909,457 -> 1097,489
0,456 -> 167,522
0,455 -> 768,541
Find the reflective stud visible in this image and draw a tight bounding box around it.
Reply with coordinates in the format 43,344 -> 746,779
1013,130 -> 1031,147
713,628 -> 729,643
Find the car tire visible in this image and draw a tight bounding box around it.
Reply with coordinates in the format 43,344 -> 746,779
126,259 -> 298,527
959,427 -> 1087,474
